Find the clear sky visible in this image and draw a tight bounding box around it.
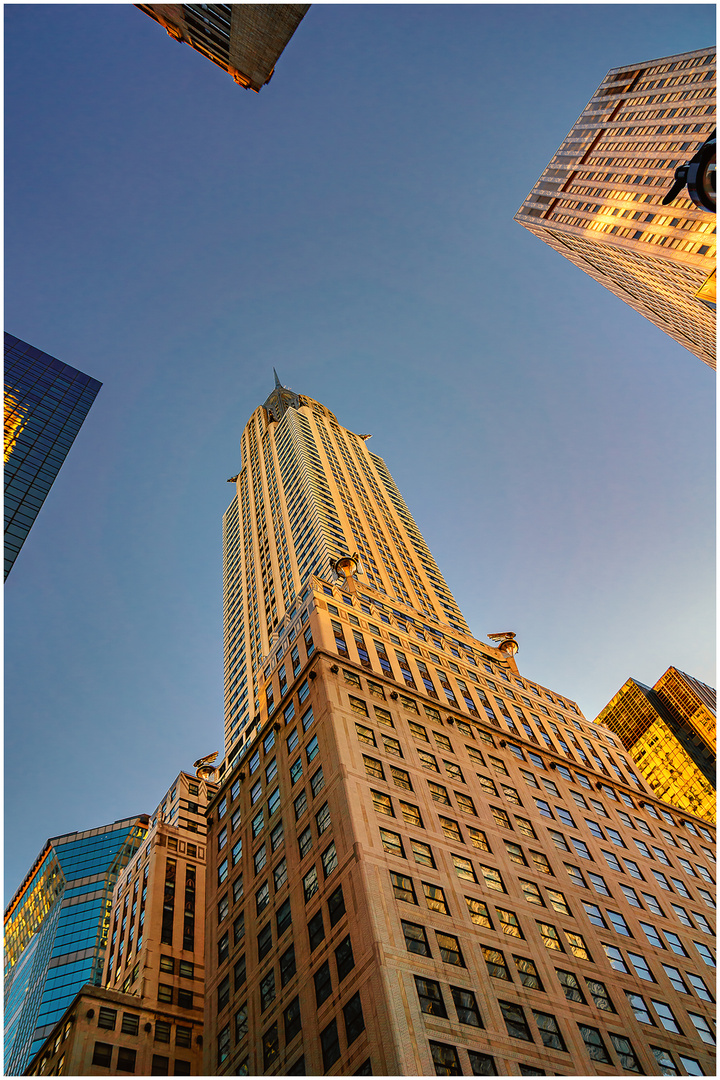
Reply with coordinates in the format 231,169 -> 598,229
5,4 -> 715,901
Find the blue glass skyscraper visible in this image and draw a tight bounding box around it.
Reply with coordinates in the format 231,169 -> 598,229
4,817 -> 148,1074
4,333 -> 102,579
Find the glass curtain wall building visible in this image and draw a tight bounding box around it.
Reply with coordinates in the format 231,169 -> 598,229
4,333 -> 102,579
4,817 -> 147,1074
515,48 -> 716,368
595,667 -> 716,824
204,383 -> 716,1076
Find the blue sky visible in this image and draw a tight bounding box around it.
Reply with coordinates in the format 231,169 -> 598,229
5,4 -> 715,900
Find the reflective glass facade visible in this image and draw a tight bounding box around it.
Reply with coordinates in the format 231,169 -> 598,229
596,667 -> 716,823
4,333 -> 102,579
4,817 -> 147,1074
515,48 -> 716,368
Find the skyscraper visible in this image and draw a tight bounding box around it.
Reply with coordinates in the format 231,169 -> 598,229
595,667 -> 716,824
4,333 -> 102,579
4,817 -> 148,1075
135,4 -> 310,91
515,47 -> 716,369
25,766 -> 217,1078
204,382 -> 716,1076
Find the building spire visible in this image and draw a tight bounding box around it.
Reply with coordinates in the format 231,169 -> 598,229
273,368 -> 283,389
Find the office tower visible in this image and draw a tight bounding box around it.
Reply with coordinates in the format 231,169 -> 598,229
25,767 -> 217,1078
515,47 -> 716,369
205,383 -> 717,1076
136,4 -> 310,91
4,817 -> 147,1075
595,667 -> 716,824
222,374 -> 470,759
4,333 -> 102,579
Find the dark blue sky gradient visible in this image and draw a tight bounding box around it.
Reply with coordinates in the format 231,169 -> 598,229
5,4 -> 715,900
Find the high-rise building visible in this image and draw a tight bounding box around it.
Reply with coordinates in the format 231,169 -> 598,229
4,333 -> 102,579
135,4 -> 310,91
4,817 -> 148,1075
595,667 -> 716,824
204,383 -> 717,1076
24,766 -> 218,1078
515,47 -> 716,368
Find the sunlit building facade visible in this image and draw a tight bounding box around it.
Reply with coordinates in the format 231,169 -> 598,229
515,47 -> 716,368
26,768 -> 218,1078
135,4 -> 309,91
4,817 -> 147,1075
595,667 -> 716,824
4,333 -> 102,579
204,383 -> 717,1077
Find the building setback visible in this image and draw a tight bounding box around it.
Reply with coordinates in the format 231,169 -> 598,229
25,768 -> 217,1078
595,667 -> 716,825
4,333 -> 102,579
515,48 -> 716,368
135,4 -> 310,91
4,817 -> 147,1075
204,383 -> 717,1076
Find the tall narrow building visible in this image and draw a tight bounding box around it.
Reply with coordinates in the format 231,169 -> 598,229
515,47 -> 716,368
25,766 -> 217,1078
135,4 -> 310,91
205,382 -> 716,1077
4,333 -> 102,578
4,817 -> 148,1075
595,667 -> 716,824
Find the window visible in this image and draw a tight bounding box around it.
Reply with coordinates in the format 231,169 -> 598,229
280,943 -> 296,987
155,1021 -> 171,1043
158,985 -> 173,1004
556,969 -> 585,1003
92,1044 -> 113,1068
652,1000 -> 683,1035
477,775 -> 498,796
578,1025 -> 611,1064
505,841 -> 526,866
429,1042 -> 461,1076
499,1001 -> 532,1041
298,827 -> 313,859
466,896 -> 492,927
428,781 -> 451,805
344,991 -> 365,1045
571,838 -> 592,861
98,1007 -> 117,1030
418,749 -> 440,772
303,866 -> 318,902
316,802 -> 331,834
511,956 -> 541,990
372,790 -> 394,817
439,816 -> 462,843
402,920 -> 431,956
436,930 -> 464,965
328,884 -> 345,926
688,1012 -> 715,1044
548,830 -> 569,852
151,1054 -> 169,1076
606,909 -> 631,936
356,723 -> 376,746
588,871 -> 610,895
452,986 -> 483,1027
555,807 -> 575,828
415,976 -> 447,1016
602,850 -> 622,872
534,799 -> 552,818
391,766 -> 412,790
651,1047 -> 679,1075
534,1011 -> 566,1051
491,806 -> 512,830
308,909 -> 325,950
537,922 -> 562,952
400,802 -> 423,827
530,851 -> 553,875
628,952 -> 655,981
451,853 -> 475,881
314,960 -> 332,1005
515,817 -> 536,838
480,865 -> 505,892
520,880 -> 544,907
483,947 -> 511,980
320,1019 -> 341,1072
497,908 -> 523,938
468,1051 -> 497,1076
117,1047 -> 137,1073
467,826 -> 491,850
586,978 -> 614,1011
390,872 -> 416,904
566,930 -> 591,960
546,889 -> 570,915
335,934 -> 355,980
322,842 -> 338,877
381,829 -> 405,858
122,1014 -> 140,1036
424,882 -> 450,915
665,930 -> 687,956
610,1034 -> 640,1073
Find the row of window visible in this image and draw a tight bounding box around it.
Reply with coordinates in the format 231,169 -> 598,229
90,1044 -> 191,1076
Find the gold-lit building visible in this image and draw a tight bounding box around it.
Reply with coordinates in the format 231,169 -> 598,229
515,47 -> 716,368
135,4 -> 310,91
26,768 -> 217,1077
595,667 -> 716,824
203,381 -> 717,1076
